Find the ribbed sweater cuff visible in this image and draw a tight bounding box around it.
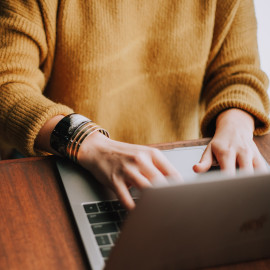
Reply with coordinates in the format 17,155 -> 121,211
5,93 -> 73,156
201,86 -> 270,137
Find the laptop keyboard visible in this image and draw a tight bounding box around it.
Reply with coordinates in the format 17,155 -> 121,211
83,200 -> 137,259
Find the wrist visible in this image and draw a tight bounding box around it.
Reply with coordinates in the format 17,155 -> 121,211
35,115 -> 65,155
77,131 -> 110,165
216,109 -> 255,134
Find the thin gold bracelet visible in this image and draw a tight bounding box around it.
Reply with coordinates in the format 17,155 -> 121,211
66,122 -> 109,162
66,122 -> 94,159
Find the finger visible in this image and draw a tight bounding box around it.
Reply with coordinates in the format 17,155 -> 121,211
113,180 -> 136,210
193,145 -> 213,173
140,163 -> 169,186
151,149 -> 183,182
249,142 -> 269,172
216,148 -> 236,175
236,152 -> 254,173
124,167 -> 153,189
253,154 -> 269,172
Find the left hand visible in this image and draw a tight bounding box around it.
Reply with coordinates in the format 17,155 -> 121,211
193,108 -> 268,175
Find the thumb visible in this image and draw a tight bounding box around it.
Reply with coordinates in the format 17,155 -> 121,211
193,145 -> 213,173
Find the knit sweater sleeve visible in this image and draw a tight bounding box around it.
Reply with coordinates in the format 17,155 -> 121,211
200,0 -> 270,137
0,1 -> 73,156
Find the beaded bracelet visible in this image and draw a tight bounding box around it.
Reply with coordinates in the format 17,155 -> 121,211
50,113 -> 109,161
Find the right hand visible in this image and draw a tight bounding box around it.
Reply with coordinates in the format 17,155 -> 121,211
77,132 -> 182,210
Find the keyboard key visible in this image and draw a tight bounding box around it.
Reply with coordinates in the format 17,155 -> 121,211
96,235 -> 111,246
88,212 -> 120,224
91,222 -> 118,234
209,165 -> 220,171
98,202 -> 113,212
111,201 -> 125,210
117,221 -> 123,230
110,233 -> 119,244
100,246 -> 112,258
83,203 -> 99,213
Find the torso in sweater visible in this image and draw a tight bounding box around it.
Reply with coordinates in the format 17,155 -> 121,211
1,0 -> 268,154
45,1 -> 217,144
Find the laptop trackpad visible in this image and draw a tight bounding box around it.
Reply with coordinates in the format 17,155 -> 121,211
162,145 -> 206,181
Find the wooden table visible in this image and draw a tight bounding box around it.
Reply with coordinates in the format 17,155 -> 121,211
1,135 -> 270,270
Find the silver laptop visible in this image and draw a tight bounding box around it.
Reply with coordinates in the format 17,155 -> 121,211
56,145 -> 270,270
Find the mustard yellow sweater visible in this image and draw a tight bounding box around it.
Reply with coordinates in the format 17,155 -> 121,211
0,0 -> 269,156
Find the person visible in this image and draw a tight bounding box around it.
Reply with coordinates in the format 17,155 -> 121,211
0,0 -> 269,210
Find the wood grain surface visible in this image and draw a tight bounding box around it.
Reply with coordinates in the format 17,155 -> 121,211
0,156 -> 89,270
0,134 -> 269,270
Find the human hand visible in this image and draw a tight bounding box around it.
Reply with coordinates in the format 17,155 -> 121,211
77,132 -> 182,210
193,109 -> 268,175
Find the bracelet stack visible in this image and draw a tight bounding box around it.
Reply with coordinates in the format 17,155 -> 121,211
50,113 -> 109,162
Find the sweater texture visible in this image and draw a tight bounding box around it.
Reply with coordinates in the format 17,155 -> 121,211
0,0 -> 269,156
